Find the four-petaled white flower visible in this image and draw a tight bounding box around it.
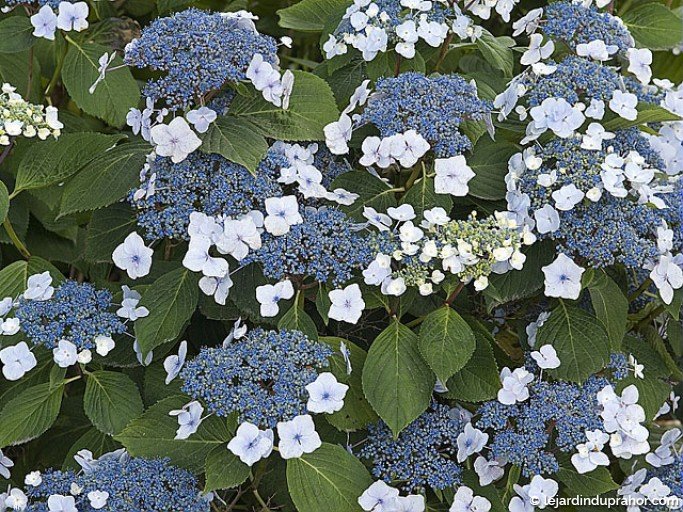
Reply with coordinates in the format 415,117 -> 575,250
94,336 -> 115,357
474,456 -> 505,486
5,488 -> 28,510
112,232 -> 153,280
53,339 -> 78,368
542,253 -> 585,300
264,196 -> 303,236
456,423 -> 489,462
650,255 -> 683,305
169,400 -> 204,440
324,114 -> 353,155
56,1 -> 89,32
497,367 -> 534,405
46,494 -> 78,512
228,422 -> 274,466
627,48 -> 653,85
534,204 -> 560,235
0,342 -> 37,381
31,6 -> 58,40
329,284 -> 365,324
393,495 -> 425,512
87,490 -> 109,510
150,117 -> 202,163
256,280 -> 295,317
25,471 -> 42,487
305,372 -> 349,414
163,340 -> 187,384
276,414 -> 321,459
358,481 -> 399,512
571,429 -> 610,474
24,271 -> 54,301
527,475 -> 559,509
576,39 -> 617,61
186,107 -> 217,134
609,90 -> 638,121
530,345 -> 561,369
434,156 -> 475,196
450,485 -> 491,512
520,34 -> 554,66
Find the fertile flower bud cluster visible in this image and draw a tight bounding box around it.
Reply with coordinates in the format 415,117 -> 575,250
0,84 -> 62,145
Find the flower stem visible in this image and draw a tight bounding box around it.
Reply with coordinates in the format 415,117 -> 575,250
3,217 -> 30,259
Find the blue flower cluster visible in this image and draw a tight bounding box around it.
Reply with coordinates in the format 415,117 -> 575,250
130,150 -> 285,241
665,179 -> 683,250
358,403 -> 466,492
25,457 -> 208,512
542,1 -> 633,53
518,129 -> 671,269
645,455 -> 683,512
181,329 -> 333,428
312,145 -> 351,188
15,280 -> 125,351
124,8 -> 278,109
476,360 -> 625,477
522,56 -> 661,108
247,207 -> 374,286
360,72 -> 492,157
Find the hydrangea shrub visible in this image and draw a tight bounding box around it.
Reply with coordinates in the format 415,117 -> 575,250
0,0 -> 680,511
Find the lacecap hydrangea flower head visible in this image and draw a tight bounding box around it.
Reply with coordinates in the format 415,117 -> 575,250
0,83 -> 62,145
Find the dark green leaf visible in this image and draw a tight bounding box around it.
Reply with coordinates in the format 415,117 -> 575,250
200,116 -> 269,174
204,445 -> 250,492
84,371 -> 144,435
0,382 -> 63,446
0,17 -> 35,53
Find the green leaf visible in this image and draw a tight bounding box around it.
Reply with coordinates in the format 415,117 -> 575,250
278,0 -> 350,32
557,467 -> 619,497
445,319 -> 500,402
62,41 -> 139,127
200,116 -> 269,174
418,306 -> 476,383
468,138 -> 519,201
278,303 -> 318,340
0,382 -> 63,446
84,371 -> 144,435
400,176 -> 452,217
114,395 -> 231,472
286,443 -> 373,512
622,3 -> 683,50
0,17 -> 35,53
476,31 -> 514,77
14,133 -> 123,193
362,320 -> 434,436
60,141 -> 150,216
585,270 -> 628,350
330,171 -> 397,221
322,337 -> 378,431
84,204 -> 137,263
230,71 -> 339,141
537,302 -> 610,383
204,445 -> 250,492
0,181 -> 8,223
134,268 -> 200,355
603,103 -> 681,131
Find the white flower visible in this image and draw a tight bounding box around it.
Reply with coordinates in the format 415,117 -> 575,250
650,255 -> 683,305
228,422 -> 273,466
276,414 -> 321,459
581,122 -> 615,151
360,136 -> 393,168
326,188 -> 359,206
585,99 -> 605,120
393,130 -> 430,168
56,1 -> 89,31
47,494 -> 78,512
329,284 -> 365,324
609,90 -> 638,121
256,280 -> 295,317
246,54 -> 276,90
163,340 -> 187,385
508,485 -> 533,512
363,207 -> 392,231
343,80 -> 372,114
31,5 -> 58,40
281,70 -> 295,110
417,20 -> 448,47
357,26 -> 388,60
77,349 -> 92,364
89,52 -> 116,94
358,481 -> 399,512
530,97 -> 585,138
627,48 -> 653,85
497,367 -> 534,405
552,184 -> 585,211
186,107 -> 217,134
533,205 -> 560,234
396,19 -> 418,42
263,196 -> 303,235
527,475 -> 558,509
169,400 -> 204,440
305,372 -> 349,413
116,296 -> 149,321
576,39 -> 617,61
520,34 -> 554,65
53,339 -> 78,368
571,430 -> 610,474
387,204 -> 416,221
183,237 -> 230,277
456,423 -> 489,462
530,345 -> 561,369
323,34 -> 348,59
24,271 -> 54,301
393,495 -> 425,512
450,486 -> 491,512
112,232 -> 153,279
512,8 -> 543,36
199,275 -> 233,305
434,156 -> 475,196
87,490 -> 109,510
94,336 -> 115,357
216,217 -> 261,261
5,488 -> 28,511
629,354 -> 644,379
150,117 -> 202,163
25,471 -> 42,487
474,456 -> 505,486
0,342 -> 37,381
0,318 -> 20,335
0,297 -> 13,317
542,253 -> 585,300
0,450 -> 12,480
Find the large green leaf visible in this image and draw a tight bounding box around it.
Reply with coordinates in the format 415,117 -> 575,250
114,395 -> 231,472
14,133 -> 123,193
0,17 -> 36,53
537,302 -> 610,383
622,3 -> 683,50
62,41 -> 139,127
476,31 -> 514,77
584,270 -> 628,350
557,467 -> 619,497
603,103 -> 681,131
204,445 -> 251,492
0,256 -> 64,299
400,176 -> 452,217
278,303 -> 318,340
418,306 -> 476,383
199,116 -> 269,174
467,138 -> 519,201
286,443 -> 373,512
278,0 -> 350,32
0,382 -> 63,447
59,141 -> 150,216
84,371 -> 144,435
230,71 -> 339,141
134,268 -> 200,355
362,320 -> 434,436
